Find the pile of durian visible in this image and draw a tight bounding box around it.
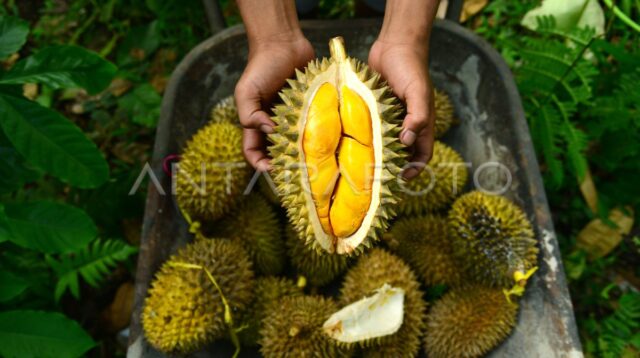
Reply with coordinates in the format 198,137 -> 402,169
142,37 -> 539,358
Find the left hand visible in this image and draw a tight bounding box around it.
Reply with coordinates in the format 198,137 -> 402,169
368,39 -> 435,180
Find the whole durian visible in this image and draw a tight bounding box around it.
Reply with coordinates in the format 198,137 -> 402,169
258,174 -> 281,206
214,193 -> 285,275
449,191 -> 538,288
238,276 -> 304,346
285,224 -> 350,286
210,95 -> 239,124
259,295 -> 352,358
142,238 -> 254,354
424,285 -> 519,358
176,121 -> 250,222
339,248 -> 427,357
269,37 -> 405,255
434,89 -> 457,138
397,141 -> 467,215
386,215 -> 462,287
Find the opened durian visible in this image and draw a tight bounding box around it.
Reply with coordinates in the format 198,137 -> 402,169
259,295 -> 352,358
386,215 -> 462,287
238,276 -> 304,346
424,285 -> 519,358
176,121 -> 250,222
285,224 -> 350,286
434,89 -> 457,138
215,193 -> 285,275
142,238 -> 254,354
258,174 -> 281,206
449,191 -> 538,288
210,95 -> 239,125
339,248 -> 426,357
397,140 -> 467,215
269,37 -> 405,255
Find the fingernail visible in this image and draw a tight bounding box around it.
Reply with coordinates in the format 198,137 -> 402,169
403,168 -> 419,180
260,124 -> 274,134
401,130 -> 417,146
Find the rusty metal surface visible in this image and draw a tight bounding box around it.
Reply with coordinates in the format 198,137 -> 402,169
128,19 -> 583,358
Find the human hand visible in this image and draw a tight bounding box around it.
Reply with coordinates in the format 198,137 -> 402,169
368,39 -> 435,180
235,34 -> 315,171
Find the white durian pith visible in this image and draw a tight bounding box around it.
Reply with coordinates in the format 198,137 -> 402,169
269,37 -> 405,255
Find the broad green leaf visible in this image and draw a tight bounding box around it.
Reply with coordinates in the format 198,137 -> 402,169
116,21 -> 160,66
0,45 -> 116,94
117,83 -> 161,127
0,203 -> 10,243
0,130 -> 41,194
0,94 -> 109,188
0,310 -> 95,358
2,201 -> 97,254
521,0 -> 605,36
0,16 -> 28,59
0,270 -> 29,302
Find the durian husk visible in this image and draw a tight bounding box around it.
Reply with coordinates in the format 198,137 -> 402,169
142,238 -> 254,354
424,285 -> 519,358
434,89 -> 457,139
285,224 -> 350,287
397,141 -> 468,216
176,121 -> 251,222
269,37 -> 406,255
210,95 -> 239,125
258,174 -> 281,206
386,215 -> 462,287
238,276 -> 303,346
339,248 -> 427,357
259,295 -> 353,358
214,193 -> 286,275
448,191 -> 539,288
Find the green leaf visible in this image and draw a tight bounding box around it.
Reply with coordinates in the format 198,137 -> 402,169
116,21 -> 160,66
2,201 -> 97,254
0,45 -> 116,94
0,129 -> 41,194
48,239 -> 137,301
0,15 -> 29,59
0,203 -> 10,243
0,270 -> 29,302
0,310 -> 95,358
117,83 -> 161,127
0,94 -> 109,188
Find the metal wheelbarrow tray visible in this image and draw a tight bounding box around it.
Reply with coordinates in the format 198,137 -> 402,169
128,19 -> 583,357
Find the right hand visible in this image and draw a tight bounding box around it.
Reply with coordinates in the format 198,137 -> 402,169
235,33 -> 315,171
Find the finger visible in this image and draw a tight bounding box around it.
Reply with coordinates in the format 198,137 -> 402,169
399,83 -> 431,147
403,116 -> 435,180
235,80 -> 276,132
243,128 -> 271,172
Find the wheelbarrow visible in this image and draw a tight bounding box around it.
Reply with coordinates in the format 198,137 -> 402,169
128,1 -> 583,357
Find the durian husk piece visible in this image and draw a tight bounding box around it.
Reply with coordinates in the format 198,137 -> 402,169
175,121 -> 251,222
259,295 -> 353,358
238,276 -> 304,346
424,284 -> 519,358
214,192 -> 286,275
142,238 -> 254,354
269,37 -> 405,255
210,95 -> 239,125
449,191 -> 539,288
397,141 -> 468,215
285,224 -> 350,287
434,89 -> 457,138
339,248 -> 427,357
386,215 -> 462,287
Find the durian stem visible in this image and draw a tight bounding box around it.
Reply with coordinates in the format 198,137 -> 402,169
169,261 -> 242,358
329,37 -> 346,63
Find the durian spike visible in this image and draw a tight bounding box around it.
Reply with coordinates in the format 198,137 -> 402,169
169,262 -> 242,358
502,266 -> 538,304
329,37 -> 346,63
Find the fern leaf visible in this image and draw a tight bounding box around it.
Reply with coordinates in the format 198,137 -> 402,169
527,97 -> 565,187
47,239 -> 137,301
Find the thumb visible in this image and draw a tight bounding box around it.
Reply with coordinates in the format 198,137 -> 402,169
400,83 -> 430,147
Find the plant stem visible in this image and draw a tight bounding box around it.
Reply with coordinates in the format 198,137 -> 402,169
603,0 -> 640,32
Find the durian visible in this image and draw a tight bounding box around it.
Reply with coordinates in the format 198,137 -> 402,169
142,238 -> 254,354
269,37 -> 405,255
176,121 -> 250,222
397,141 -> 468,215
210,95 -> 239,125
285,224 -> 350,286
258,174 -> 281,206
424,285 -> 519,358
434,89 -> 457,138
215,193 -> 285,275
449,191 -> 538,288
339,248 -> 426,357
238,276 -> 304,346
386,215 -> 462,286
259,295 -> 352,358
